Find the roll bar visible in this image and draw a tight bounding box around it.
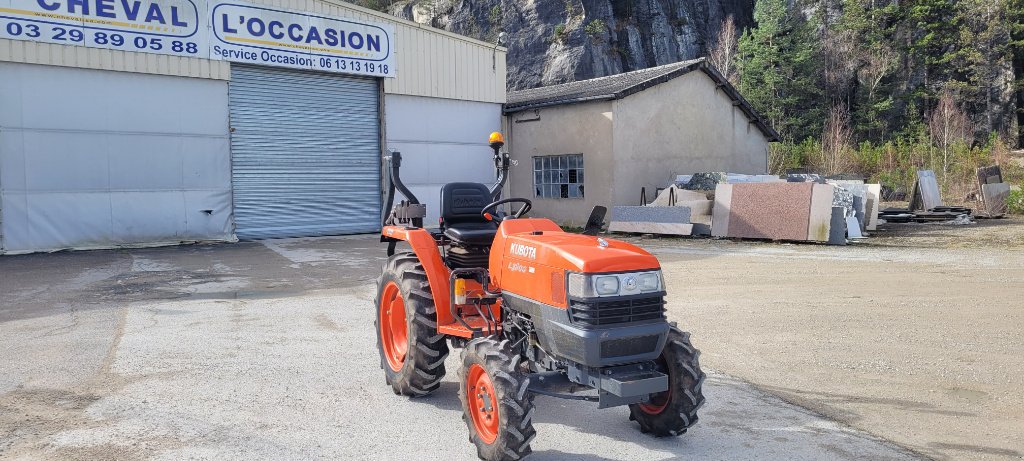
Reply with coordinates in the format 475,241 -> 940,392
381,150 -> 424,228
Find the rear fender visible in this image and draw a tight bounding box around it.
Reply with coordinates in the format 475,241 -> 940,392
382,226 -> 453,327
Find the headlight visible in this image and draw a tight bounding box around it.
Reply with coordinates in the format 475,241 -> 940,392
566,270 -> 663,298
636,272 -> 661,292
594,276 -> 619,295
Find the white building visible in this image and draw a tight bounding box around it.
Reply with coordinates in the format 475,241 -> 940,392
503,59 -> 779,225
0,0 -> 506,253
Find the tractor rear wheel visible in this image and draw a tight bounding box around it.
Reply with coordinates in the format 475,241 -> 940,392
374,252 -> 449,397
459,338 -> 536,461
628,326 -> 705,436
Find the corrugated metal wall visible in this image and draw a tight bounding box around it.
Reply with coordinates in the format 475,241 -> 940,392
0,0 -> 506,103
0,40 -> 231,80
385,94 -> 502,226
229,65 -> 381,239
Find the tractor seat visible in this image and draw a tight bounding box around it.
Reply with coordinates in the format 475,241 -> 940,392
440,182 -> 497,246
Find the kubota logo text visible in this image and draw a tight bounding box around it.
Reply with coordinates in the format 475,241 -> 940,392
509,242 -> 537,259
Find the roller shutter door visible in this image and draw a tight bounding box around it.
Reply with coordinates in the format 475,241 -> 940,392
229,65 -> 381,240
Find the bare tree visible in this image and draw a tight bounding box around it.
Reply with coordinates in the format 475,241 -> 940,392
928,88 -> 972,184
857,44 -> 897,135
819,104 -> 853,176
709,15 -> 738,84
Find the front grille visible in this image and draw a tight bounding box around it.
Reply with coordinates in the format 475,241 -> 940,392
569,295 -> 666,327
600,335 -> 661,358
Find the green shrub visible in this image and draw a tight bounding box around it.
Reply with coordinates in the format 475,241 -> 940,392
1008,187 -> 1024,215
584,19 -> 606,37
552,24 -> 567,43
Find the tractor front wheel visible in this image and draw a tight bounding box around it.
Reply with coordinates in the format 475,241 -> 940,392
628,326 -> 706,436
459,338 -> 536,461
374,252 -> 449,396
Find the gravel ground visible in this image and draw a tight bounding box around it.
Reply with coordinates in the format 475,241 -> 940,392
3,219 -> 1021,460
639,217 -> 1024,461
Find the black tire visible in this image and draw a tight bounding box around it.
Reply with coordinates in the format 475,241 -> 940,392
628,326 -> 705,436
459,338 -> 536,461
374,252 -> 449,396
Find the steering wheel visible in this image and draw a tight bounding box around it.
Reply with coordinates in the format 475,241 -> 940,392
481,198 -> 533,222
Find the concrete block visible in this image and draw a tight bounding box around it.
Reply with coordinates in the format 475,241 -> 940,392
807,184 -> 834,242
981,183 -> 1011,216
866,184 -> 881,231
828,207 -> 847,245
711,184 -> 733,237
610,206 -> 690,224
727,183 -> 813,241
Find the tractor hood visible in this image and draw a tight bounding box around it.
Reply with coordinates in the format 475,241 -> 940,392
504,232 -> 660,273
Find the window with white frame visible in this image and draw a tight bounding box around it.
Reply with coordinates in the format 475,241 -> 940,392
533,154 -> 584,199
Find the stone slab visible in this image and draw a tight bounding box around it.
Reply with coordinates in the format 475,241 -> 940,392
787,174 -> 824,183
727,182 -> 813,241
828,179 -> 865,186
725,174 -> 785,184
677,200 -> 713,216
711,184 -> 733,237
866,184 -> 881,231
833,185 -> 854,212
608,222 -> 693,235
807,184 -> 834,242
678,173 -> 784,188
685,172 -> 727,190
610,206 -> 691,224
977,165 -> 1003,186
846,217 -> 864,238
828,207 -> 847,245
649,185 -> 710,206
852,195 -> 866,231
914,170 -> 943,211
981,183 -> 1011,216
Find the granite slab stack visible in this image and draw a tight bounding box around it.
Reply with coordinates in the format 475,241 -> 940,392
608,206 -> 693,236
977,165 -> 1010,218
825,181 -> 881,233
712,183 -> 836,243
676,173 -> 785,190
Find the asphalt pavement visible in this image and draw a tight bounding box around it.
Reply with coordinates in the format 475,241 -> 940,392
0,235 -> 922,460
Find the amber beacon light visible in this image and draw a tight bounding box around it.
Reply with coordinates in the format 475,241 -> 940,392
488,131 -> 505,149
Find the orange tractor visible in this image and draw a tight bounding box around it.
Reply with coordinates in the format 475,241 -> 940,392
375,133 -> 705,460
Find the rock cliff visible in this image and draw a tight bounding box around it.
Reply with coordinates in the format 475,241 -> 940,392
389,0 -> 754,90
